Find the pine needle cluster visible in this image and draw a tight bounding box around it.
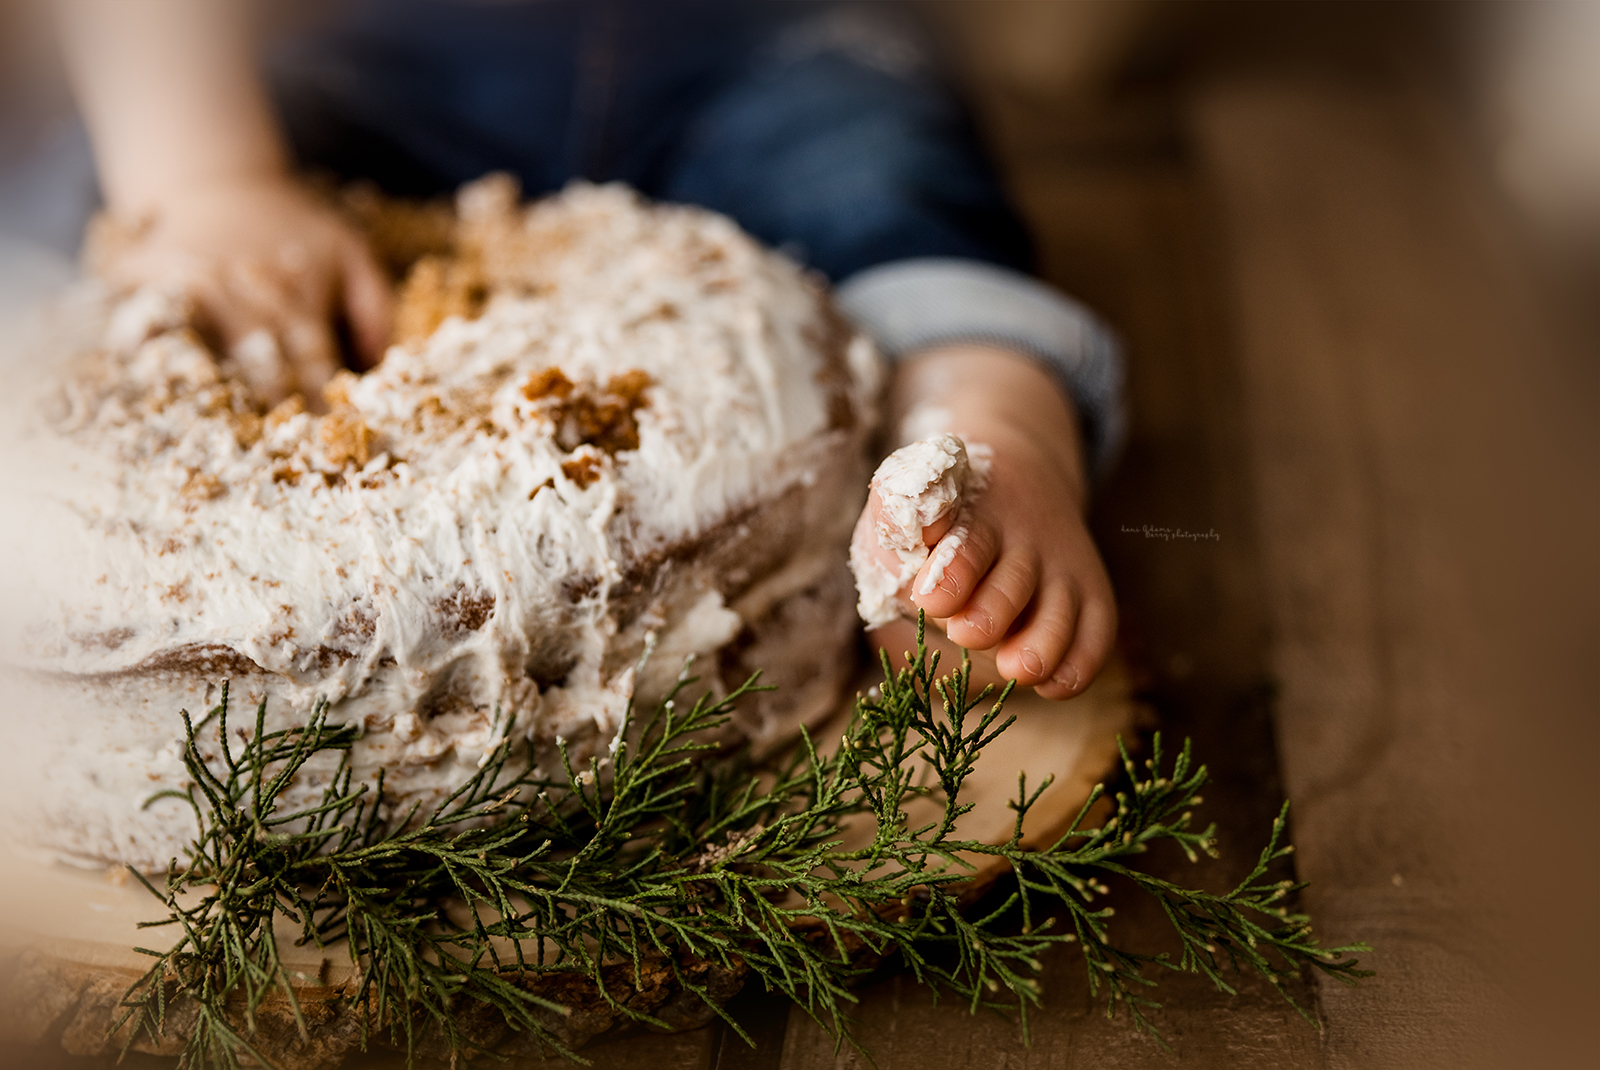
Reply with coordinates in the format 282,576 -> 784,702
116,615 -> 1370,1068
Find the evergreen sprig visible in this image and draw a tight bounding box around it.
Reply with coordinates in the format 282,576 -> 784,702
117,615 -> 1370,1068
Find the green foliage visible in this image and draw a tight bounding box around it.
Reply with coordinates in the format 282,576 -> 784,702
117,615 -> 1370,1068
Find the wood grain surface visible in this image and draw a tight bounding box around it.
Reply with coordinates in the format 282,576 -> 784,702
1187,71 -> 1596,1069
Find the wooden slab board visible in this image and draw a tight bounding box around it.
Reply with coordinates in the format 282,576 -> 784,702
0,654 -> 1142,1068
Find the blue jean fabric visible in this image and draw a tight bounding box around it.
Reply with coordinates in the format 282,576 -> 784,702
270,0 -> 1033,283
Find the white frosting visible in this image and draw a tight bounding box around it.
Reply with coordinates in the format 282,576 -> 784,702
850,433 -> 977,627
918,522 -> 968,598
0,182 -> 882,869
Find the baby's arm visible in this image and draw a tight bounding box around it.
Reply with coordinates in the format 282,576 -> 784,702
55,0 -> 390,401
856,343 -> 1117,699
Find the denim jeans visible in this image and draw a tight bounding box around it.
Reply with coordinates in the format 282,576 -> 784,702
0,0 -> 1120,472
271,0 -> 1034,283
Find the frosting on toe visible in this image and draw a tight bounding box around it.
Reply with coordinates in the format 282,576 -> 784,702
851,432 -> 981,628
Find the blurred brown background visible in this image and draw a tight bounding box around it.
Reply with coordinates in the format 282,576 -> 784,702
800,4 -> 1598,1068
5,2 -> 1597,1069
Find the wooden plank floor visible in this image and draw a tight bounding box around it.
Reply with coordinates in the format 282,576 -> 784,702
1188,71 -> 1598,1070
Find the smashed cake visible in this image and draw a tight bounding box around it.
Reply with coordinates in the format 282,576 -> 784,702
0,178 -> 880,870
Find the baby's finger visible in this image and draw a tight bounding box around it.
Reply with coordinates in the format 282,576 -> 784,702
180,275 -> 291,403
864,484 -> 957,553
920,509 -> 956,548
281,315 -> 341,404
852,494 -> 908,585
224,257 -> 290,317
910,516 -> 999,618
216,268 -> 309,404
228,328 -> 294,405
994,580 -> 1079,686
340,238 -> 395,368
1035,596 -> 1117,700
943,549 -> 1038,651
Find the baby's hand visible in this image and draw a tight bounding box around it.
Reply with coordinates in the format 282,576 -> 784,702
91,178 -> 393,404
854,345 -> 1117,700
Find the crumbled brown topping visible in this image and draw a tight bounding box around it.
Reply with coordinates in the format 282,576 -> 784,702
561,453 -> 603,489
528,369 -> 654,456
338,181 -> 457,276
438,589 -> 495,632
322,369 -> 360,409
457,172 -> 575,293
232,411 -> 264,449
628,301 -> 681,326
606,369 -> 653,408
181,471 -> 225,503
561,574 -> 601,601
320,406 -> 375,469
404,394 -> 460,437
266,394 -> 306,428
133,643 -> 263,677
522,367 -> 575,402
330,607 -> 376,640
395,254 -> 489,345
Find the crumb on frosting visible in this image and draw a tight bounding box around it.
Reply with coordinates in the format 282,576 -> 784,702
181,470 -> 225,504
561,452 -> 604,489
322,370 -> 360,409
395,254 -> 489,344
231,410 -> 265,450
522,367 -> 575,402
319,406 -> 376,469
266,394 -> 306,428
438,589 -> 496,633
525,367 -> 654,456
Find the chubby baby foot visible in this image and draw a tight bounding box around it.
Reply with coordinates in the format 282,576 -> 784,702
851,424 -> 1116,700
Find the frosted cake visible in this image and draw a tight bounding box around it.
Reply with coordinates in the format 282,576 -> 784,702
0,179 -> 880,870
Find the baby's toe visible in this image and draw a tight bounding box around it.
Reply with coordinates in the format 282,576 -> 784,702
865,483 -> 957,552
851,496 -> 904,579
944,550 -> 1037,651
1034,596 -> 1117,700
910,516 -> 1000,620
994,582 -> 1079,686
